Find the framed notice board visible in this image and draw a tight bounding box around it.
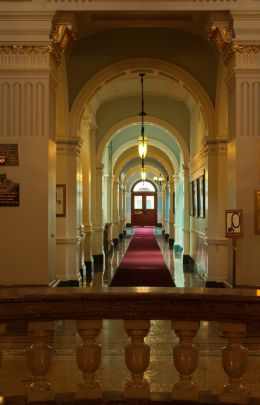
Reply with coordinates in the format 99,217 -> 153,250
255,190 -> 260,234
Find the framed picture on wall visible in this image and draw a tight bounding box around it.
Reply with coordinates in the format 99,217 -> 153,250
199,174 -> 205,218
194,178 -> 199,217
56,184 -> 66,217
189,182 -> 194,216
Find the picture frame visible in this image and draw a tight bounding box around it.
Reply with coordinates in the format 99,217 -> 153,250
189,182 -> 194,216
194,179 -> 199,217
199,174 -> 205,218
225,209 -> 243,237
56,184 -> 66,217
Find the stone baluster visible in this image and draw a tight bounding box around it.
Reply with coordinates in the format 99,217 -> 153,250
171,320 -> 200,401
124,320 -> 150,399
76,320 -> 103,399
219,322 -> 249,404
27,322 -> 54,402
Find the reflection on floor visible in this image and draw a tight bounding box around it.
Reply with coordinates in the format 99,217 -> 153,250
86,228 -> 205,288
1,229 -> 260,399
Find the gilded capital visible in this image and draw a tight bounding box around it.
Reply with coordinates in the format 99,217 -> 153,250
51,22 -> 76,52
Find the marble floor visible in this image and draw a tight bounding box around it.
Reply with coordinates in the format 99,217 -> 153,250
1,229 -> 260,401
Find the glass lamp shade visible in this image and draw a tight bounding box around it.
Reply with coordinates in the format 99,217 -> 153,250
138,136 -> 148,159
141,167 -> 146,181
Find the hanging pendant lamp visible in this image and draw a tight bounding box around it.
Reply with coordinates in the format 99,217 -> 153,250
138,73 -> 148,159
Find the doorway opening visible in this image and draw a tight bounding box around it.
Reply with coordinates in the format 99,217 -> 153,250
131,180 -> 157,226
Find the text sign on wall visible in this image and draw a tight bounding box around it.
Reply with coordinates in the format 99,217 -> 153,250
225,209 -> 243,238
0,144 -> 19,166
0,173 -> 20,207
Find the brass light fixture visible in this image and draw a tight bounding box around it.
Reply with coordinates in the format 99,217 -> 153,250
138,73 -> 148,159
141,157 -> 146,181
153,173 -> 164,186
138,73 -> 148,180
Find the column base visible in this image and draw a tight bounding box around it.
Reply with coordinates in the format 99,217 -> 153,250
113,238 -> 119,247
105,242 -> 114,256
85,258 -> 94,273
206,280 -> 230,288
169,239 -> 174,249
57,279 -> 81,287
93,253 -> 104,266
183,255 -> 194,265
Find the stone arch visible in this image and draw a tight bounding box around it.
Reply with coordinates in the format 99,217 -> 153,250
113,146 -> 174,180
96,115 -> 188,170
70,57 -> 215,141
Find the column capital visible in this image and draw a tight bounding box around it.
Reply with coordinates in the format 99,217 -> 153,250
202,137 -> 228,156
56,137 -> 83,155
182,164 -> 189,178
96,164 -> 104,177
82,112 -> 97,133
208,12 -> 260,67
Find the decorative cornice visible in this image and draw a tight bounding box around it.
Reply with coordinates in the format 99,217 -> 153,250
0,44 -> 60,67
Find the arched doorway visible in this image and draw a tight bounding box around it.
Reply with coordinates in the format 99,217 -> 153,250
131,180 -> 157,226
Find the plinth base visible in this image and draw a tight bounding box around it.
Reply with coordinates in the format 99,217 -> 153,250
124,381 -> 150,399
76,382 -> 102,399
219,391 -> 249,404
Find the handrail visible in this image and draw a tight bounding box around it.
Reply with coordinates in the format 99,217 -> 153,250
0,286 -> 259,322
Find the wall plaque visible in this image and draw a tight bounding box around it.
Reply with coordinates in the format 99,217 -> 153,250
0,173 -> 20,207
0,144 -> 19,166
225,209 -> 243,238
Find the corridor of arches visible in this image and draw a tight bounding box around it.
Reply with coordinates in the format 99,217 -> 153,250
1,7 -> 260,289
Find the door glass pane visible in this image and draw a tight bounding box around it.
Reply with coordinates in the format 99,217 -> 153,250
133,181 -> 155,192
134,195 -> 142,209
146,195 -> 154,209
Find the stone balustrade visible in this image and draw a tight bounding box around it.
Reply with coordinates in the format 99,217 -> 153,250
0,286 -> 259,403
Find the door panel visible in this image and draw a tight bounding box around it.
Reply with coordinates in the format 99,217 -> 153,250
131,192 -> 157,226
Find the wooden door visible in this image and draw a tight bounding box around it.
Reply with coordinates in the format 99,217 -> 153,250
131,192 -> 157,226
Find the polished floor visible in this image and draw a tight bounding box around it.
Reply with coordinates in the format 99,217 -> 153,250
1,229 -> 260,400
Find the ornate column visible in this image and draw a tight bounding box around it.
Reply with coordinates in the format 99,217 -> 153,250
210,12 -> 260,285
203,137 -> 228,284
94,164 -> 104,264
81,115 -> 94,273
112,178 -> 119,246
118,182 -> 123,238
0,13 -> 59,285
56,138 -> 83,285
122,186 -> 126,235
173,173 -> 182,248
182,166 -> 190,261
162,184 -> 167,235
89,124 -> 104,266
168,180 -> 175,248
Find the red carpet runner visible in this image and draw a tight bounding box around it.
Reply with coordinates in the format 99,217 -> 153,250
110,227 -> 175,287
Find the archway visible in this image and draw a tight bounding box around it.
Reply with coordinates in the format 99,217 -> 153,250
131,180 -> 157,226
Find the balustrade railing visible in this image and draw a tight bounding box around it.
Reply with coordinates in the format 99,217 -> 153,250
0,286 -> 260,403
